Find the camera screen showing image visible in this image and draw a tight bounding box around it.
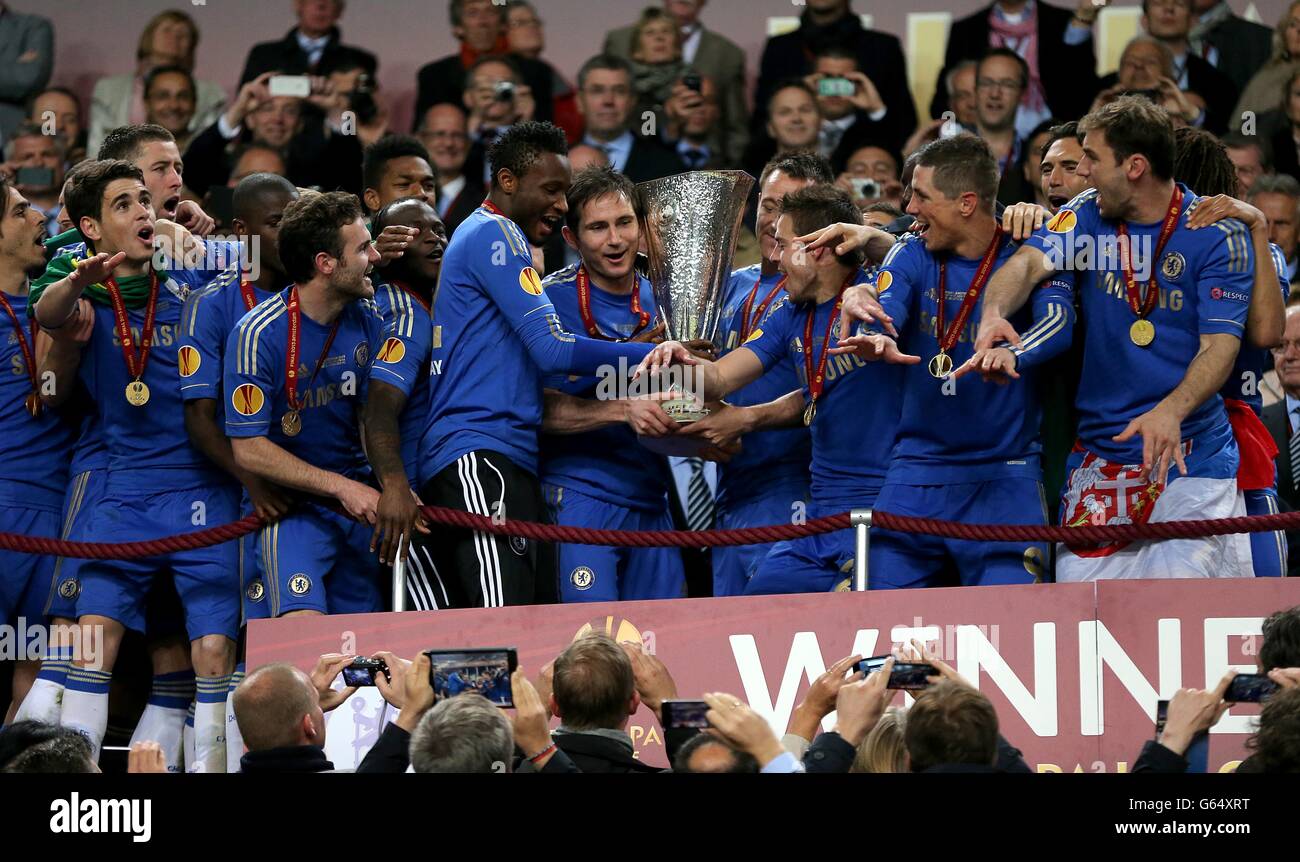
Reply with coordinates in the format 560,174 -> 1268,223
1225,673 -> 1279,704
854,656 -> 936,690
661,699 -> 711,729
342,657 -> 388,687
426,648 -> 517,707
817,77 -> 855,98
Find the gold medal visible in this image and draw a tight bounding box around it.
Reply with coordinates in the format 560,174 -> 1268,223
803,401 -> 816,427
125,380 -> 150,406
24,392 -> 41,418
1129,319 -> 1155,347
928,352 -> 953,379
281,410 -> 302,437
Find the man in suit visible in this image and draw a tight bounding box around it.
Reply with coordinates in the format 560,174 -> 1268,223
1250,175 -> 1300,288
662,75 -> 727,170
754,0 -> 915,148
418,104 -> 484,237
1190,0 -> 1274,96
931,0 -> 1100,138
1140,0 -> 1237,134
1262,302 -> 1300,575
603,0 -> 748,166
238,0 -> 376,86
575,55 -> 685,185
413,0 -> 556,128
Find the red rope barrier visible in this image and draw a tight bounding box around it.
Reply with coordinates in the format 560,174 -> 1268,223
1,503 -> 1298,559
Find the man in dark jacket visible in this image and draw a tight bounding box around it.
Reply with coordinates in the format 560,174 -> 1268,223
238,0 -> 376,86
232,661 -> 343,773
753,0 -> 915,147
1190,0 -> 1273,95
931,0 -> 1100,136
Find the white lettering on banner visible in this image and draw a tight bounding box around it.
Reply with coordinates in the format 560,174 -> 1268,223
957,624 -> 1058,737
729,629 -> 880,733
1077,619 -> 1182,736
1205,617 -> 1264,734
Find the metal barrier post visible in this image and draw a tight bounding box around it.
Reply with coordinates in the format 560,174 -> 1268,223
851,509 -> 873,591
392,538 -> 407,612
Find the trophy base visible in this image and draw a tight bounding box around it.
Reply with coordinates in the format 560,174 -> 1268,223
637,400 -> 712,456
662,399 -> 709,424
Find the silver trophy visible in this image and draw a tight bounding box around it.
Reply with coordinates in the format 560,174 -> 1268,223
637,170 -> 754,455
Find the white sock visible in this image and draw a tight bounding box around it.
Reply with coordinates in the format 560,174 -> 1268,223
194,674 -> 231,773
129,705 -> 187,773
14,644 -> 74,724
226,664 -> 246,773
183,703 -> 196,771
60,667 -> 112,760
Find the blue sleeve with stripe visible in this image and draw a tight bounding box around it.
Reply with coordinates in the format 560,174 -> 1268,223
178,274 -> 234,401
475,217 -> 654,374
1197,218 -> 1253,338
223,310 -> 277,438
739,297 -> 792,371
872,237 -> 920,335
369,286 -> 431,400
1010,275 -> 1075,371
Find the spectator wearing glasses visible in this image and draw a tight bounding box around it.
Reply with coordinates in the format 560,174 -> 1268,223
604,1 -> 748,166
972,49 -> 1034,204
87,10 -> 225,158
931,0 -> 1101,140
1090,36 -> 1203,129
418,103 -> 483,236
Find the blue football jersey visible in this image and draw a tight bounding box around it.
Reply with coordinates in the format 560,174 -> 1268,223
0,291 -> 75,511
224,288 -> 384,480
538,264 -> 669,510
714,265 -> 811,507
742,269 -> 903,509
1218,241 -> 1288,416
179,267 -> 280,413
417,205 -> 653,485
370,278 -> 434,489
874,232 -> 1075,483
1025,186 -> 1252,468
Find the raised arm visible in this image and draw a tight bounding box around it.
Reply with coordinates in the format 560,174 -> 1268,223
974,244 -> 1057,352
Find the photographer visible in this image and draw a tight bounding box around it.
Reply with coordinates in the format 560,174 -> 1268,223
805,46 -> 906,161
231,653 -> 358,773
461,56 -> 537,187
181,71 -> 362,198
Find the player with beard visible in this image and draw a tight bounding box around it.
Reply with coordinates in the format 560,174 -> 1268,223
977,96 -> 1257,581
537,167 -> 684,603
640,185 -> 903,594
177,172 -> 298,770
833,135 -> 1074,588
417,121 -> 655,608
30,161 -> 243,770
363,197 -> 448,607
224,192 -> 386,619
0,180 -> 77,723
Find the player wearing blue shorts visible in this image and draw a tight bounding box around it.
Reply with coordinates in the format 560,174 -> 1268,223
362,196 -> 448,607
225,192 -> 386,620
980,96 -> 1256,580
684,153 -> 827,596
538,168 -> 684,602
640,184 -> 903,595
837,136 -> 1073,588
0,182 -> 76,723
30,160 -> 240,763
416,123 -> 655,607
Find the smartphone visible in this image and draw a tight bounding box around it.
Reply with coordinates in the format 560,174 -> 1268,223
493,80 -> 516,103
661,699 -> 711,729
1155,699 -> 1169,737
425,647 -> 517,707
342,657 -> 389,687
268,75 -> 312,98
854,655 -> 937,690
849,177 -> 881,200
682,73 -> 702,93
1225,673 -> 1279,703
818,77 -> 855,98
15,167 -> 55,188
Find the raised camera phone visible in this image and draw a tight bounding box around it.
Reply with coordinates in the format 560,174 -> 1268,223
268,75 -> 312,98
849,177 -> 881,200
342,657 -> 389,687
493,80 -> 516,103
661,699 -> 711,729
855,655 -> 937,690
15,167 -> 54,188
426,647 -> 518,707
682,73 -> 702,93
818,77 -> 855,98
1225,673 -> 1279,703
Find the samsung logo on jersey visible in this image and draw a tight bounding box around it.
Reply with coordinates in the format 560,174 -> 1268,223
50,793 -> 151,843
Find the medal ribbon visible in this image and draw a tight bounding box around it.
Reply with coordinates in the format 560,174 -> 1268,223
389,278 -> 432,313
1116,185 -> 1182,322
802,274 -> 853,407
239,279 -> 258,312
935,226 -> 1004,353
739,276 -> 785,342
105,272 -> 158,383
575,265 -> 649,340
285,286 -> 341,416
481,198 -> 505,217
0,293 -> 40,399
